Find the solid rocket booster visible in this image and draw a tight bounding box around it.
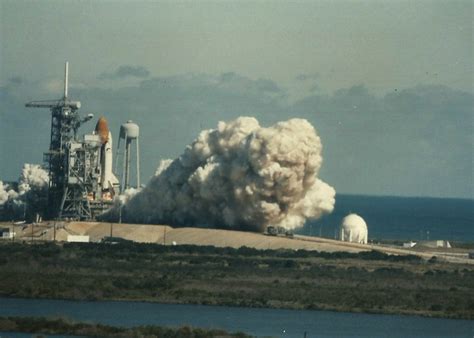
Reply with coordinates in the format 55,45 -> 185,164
95,117 -> 119,191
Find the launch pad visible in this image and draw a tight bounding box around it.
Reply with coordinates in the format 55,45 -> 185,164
25,63 -> 123,220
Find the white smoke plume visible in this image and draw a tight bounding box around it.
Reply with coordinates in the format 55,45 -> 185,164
0,181 -> 18,205
107,117 -> 335,232
111,187 -> 140,208
0,164 -> 49,220
17,164 -> 49,196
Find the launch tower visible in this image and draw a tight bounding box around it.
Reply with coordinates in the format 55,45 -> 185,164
25,62 -> 119,220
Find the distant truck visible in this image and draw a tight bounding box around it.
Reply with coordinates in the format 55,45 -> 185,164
265,225 -> 294,238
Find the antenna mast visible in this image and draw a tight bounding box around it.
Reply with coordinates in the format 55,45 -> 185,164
64,61 -> 69,99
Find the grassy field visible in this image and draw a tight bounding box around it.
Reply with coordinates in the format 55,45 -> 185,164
0,242 -> 472,319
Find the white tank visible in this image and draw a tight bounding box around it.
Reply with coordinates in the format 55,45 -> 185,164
120,120 -> 139,139
340,213 -> 368,244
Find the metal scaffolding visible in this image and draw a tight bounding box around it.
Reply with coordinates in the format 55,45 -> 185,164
25,62 -> 112,220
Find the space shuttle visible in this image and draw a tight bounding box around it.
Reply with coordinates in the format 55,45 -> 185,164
95,117 -> 120,195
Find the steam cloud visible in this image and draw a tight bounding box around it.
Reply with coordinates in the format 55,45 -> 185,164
107,117 -> 335,232
0,164 -> 49,220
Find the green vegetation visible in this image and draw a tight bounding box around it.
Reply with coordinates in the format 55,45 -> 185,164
0,242 -> 473,319
0,316 -> 249,337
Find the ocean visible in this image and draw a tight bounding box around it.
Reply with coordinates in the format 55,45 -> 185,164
300,194 -> 474,242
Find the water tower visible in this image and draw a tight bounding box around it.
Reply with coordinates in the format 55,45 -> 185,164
116,120 -> 140,192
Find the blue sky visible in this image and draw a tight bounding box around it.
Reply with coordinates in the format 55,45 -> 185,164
0,0 -> 472,198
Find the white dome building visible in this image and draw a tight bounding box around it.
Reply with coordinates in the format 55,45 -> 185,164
339,213 -> 368,244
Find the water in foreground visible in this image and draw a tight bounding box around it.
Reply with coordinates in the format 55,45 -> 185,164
1,297 -> 472,338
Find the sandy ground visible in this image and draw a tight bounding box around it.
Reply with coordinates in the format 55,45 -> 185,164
1,221 -> 472,264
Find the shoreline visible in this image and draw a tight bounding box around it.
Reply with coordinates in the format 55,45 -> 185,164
0,316 -> 250,337
1,294 -> 471,321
